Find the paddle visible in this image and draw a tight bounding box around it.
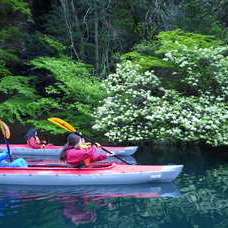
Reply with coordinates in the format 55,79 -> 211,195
48,117 -> 132,165
0,120 -> 12,161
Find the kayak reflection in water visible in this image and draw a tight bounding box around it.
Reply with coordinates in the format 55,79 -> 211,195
61,183 -> 181,225
60,133 -> 115,167
62,196 -> 114,225
0,183 -> 181,224
25,128 -> 54,149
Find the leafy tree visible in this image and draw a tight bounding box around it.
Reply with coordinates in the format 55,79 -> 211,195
174,0 -> 224,35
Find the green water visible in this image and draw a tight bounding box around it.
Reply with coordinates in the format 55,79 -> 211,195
0,144 -> 228,228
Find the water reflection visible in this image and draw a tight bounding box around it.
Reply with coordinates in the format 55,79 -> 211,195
137,143 -> 228,174
2,142 -> 228,227
0,183 -> 181,225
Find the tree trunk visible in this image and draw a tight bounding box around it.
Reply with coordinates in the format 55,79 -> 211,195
94,5 -> 99,74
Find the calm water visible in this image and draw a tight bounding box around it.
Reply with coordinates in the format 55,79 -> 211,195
0,143 -> 228,228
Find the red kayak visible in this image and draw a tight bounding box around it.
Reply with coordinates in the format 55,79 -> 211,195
0,144 -> 138,156
0,163 -> 183,185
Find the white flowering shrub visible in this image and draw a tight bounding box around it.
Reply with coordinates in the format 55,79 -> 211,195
93,30 -> 228,146
93,60 -> 228,146
145,93 -> 228,146
93,61 -> 161,140
163,44 -> 228,99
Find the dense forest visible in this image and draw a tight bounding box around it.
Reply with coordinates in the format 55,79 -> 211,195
0,0 -> 227,146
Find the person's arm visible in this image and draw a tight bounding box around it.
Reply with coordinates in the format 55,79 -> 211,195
87,145 -> 115,162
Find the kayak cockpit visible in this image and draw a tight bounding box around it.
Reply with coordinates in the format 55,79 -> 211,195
0,162 -> 115,170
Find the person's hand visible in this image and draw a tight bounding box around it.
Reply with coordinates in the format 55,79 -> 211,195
94,143 -> 101,148
107,152 -> 115,157
41,144 -> 45,149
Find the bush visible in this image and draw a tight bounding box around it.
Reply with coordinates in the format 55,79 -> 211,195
93,31 -> 228,146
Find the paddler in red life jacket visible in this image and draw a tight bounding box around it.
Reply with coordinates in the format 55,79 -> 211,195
25,127 -> 53,149
59,133 -> 115,168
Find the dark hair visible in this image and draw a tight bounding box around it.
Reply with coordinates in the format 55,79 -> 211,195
25,128 -> 38,140
60,133 -> 81,161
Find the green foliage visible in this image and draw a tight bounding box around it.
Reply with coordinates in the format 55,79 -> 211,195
0,25 -> 106,137
0,1 -> 34,126
0,74 -> 47,123
0,0 -> 227,145
156,30 -> 221,54
0,20 -> 28,80
31,56 -> 105,101
93,30 -> 228,146
1,0 -> 30,15
26,119 -> 67,135
0,96 -> 37,122
163,42 -> 228,98
121,51 -> 174,71
0,27 -> 22,41
41,5 -> 67,43
0,96 -> 59,125
30,56 -> 106,136
176,0 -> 225,36
37,34 -> 67,57
0,60 -> 12,77
0,76 -> 37,97
0,49 -> 19,63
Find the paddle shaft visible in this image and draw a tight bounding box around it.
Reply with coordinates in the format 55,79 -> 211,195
75,133 -> 132,165
3,137 -> 12,162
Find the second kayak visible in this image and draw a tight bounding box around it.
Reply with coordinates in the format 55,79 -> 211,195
0,144 -> 138,156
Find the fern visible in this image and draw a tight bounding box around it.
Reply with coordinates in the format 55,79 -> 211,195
37,34 -> 67,56
0,76 -> 37,97
0,49 -> 19,62
0,96 -> 35,122
0,60 -> 12,78
1,0 -> 30,15
30,56 -> 105,102
28,56 -> 106,135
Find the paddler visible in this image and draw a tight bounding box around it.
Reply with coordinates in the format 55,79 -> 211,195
25,127 -> 54,149
60,133 -> 115,167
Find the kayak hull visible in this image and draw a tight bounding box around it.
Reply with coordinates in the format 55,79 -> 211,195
0,144 -> 138,156
0,164 -> 183,185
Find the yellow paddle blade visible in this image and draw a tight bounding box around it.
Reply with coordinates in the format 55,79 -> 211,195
0,120 -> 10,139
80,143 -> 90,149
48,118 -> 76,133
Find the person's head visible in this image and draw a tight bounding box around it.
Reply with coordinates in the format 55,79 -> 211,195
66,133 -> 82,147
25,128 -> 38,140
60,133 -> 82,161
